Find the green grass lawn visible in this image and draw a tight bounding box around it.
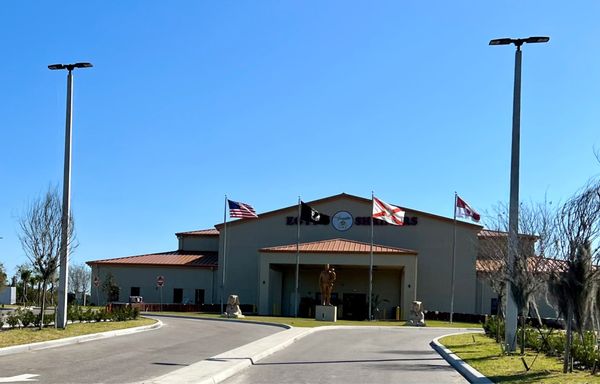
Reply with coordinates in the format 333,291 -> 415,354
145,311 -> 482,329
439,333 -> 600,383
0,318 -> 156,348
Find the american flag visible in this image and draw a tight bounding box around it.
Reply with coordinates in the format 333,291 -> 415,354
228,200 -> 258,219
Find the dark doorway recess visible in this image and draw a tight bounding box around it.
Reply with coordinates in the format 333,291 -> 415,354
343,293 -> 367,320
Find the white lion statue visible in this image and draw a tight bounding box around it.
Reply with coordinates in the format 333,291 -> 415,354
223,294 -> 245,318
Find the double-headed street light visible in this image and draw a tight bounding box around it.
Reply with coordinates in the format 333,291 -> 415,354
49,62 -> 93,329
489,36 -> 549,352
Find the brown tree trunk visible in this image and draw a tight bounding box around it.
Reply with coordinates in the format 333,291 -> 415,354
563,309 -> 572,373
520,314 -> 526,355
39,282 -> 47,330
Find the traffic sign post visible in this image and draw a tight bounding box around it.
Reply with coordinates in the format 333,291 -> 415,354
93,276 -> 100,306
157,276 -> 165,311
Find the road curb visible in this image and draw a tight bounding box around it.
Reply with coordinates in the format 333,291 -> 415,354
431,331 -> 493,384
0,318 -> 162,357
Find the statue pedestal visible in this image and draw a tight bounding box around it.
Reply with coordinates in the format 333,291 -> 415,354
315,305 -> 337,322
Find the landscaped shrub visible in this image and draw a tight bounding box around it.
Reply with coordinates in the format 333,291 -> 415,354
34,313 -> 54,328
6,311 -> 21,329
483,316 -> 504,338
20,310 -> 35,328
78,307 -> 87,322
67,305 -> 76,321
111,307 -> 128,322
84,307 -> 95,322
542,331 -> 565,357
0,315 -> 5,329
571,331 -> 600,370
94,308 -> 108,322
106,305 -> 139,322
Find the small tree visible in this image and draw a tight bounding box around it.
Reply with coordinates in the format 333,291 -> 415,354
16,264 -> 32,304
102,273 -> 120,304
69,263 -> 91,305
18,187 -> 77,329
480,199 -> 557,353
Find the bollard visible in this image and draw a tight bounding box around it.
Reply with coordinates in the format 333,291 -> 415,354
396,306 -> 400,321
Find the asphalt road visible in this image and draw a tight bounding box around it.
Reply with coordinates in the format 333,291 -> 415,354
0,316 -> 282,384
222,327 -> 468,384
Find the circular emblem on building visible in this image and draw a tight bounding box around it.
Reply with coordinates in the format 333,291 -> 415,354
331,211 -> 353,232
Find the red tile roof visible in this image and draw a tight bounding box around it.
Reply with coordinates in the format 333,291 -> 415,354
87,250 -> 218,268
175,229 -> 219,237
478,229 -> 537,240
260,238 -> 417,255
476,257 -> 567,274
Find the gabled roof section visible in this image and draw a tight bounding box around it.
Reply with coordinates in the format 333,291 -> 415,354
476,256 -> 567,274
214,192 -> 483,230
176,228 -> 219,237
87,250 -> 218,268
260,238 -> 417,255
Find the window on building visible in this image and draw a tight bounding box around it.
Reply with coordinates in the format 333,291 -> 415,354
173,288 -> 183,304
130,287 -> 140,296
195,289 -> 205,305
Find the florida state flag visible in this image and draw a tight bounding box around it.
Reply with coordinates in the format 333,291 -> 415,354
373,196 -> 405,225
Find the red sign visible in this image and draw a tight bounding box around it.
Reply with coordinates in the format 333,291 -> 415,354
156,275 -> 165,287
93,276 -> 100,288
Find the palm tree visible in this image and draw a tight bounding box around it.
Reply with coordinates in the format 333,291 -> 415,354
548,179 -> 600,373
18,266 -> 32,304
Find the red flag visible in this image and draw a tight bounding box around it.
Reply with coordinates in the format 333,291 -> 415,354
372,196 -> 405,225
456,196 -> 480,222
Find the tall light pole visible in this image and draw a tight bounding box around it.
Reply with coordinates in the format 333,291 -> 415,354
49,62 -> 93,329
489,37 -> 548,352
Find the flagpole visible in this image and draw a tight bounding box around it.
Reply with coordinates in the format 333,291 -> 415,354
369,191 -> 374,321
294,197 -> 301,317
450,192 -> 457,323
221,195 -> 228,315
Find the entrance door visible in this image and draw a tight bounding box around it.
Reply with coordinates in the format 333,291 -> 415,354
342,293 -> 367,320
173,288 -> 183,304
195,289 -> 205,305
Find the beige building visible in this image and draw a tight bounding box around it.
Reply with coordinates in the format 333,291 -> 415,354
88,193 -> 529,320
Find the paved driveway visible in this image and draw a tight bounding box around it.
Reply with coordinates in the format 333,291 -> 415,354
223,327 -> 467,384
0,316 -> 282,384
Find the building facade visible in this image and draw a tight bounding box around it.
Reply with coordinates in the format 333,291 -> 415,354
88,193 -> 535,320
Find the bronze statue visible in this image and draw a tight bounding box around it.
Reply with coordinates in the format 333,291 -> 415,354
319,264 -> 336,306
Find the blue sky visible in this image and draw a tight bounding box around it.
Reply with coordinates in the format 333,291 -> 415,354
1,2 -> 599,277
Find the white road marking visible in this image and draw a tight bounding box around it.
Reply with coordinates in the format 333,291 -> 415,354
0,374 -> 39,382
